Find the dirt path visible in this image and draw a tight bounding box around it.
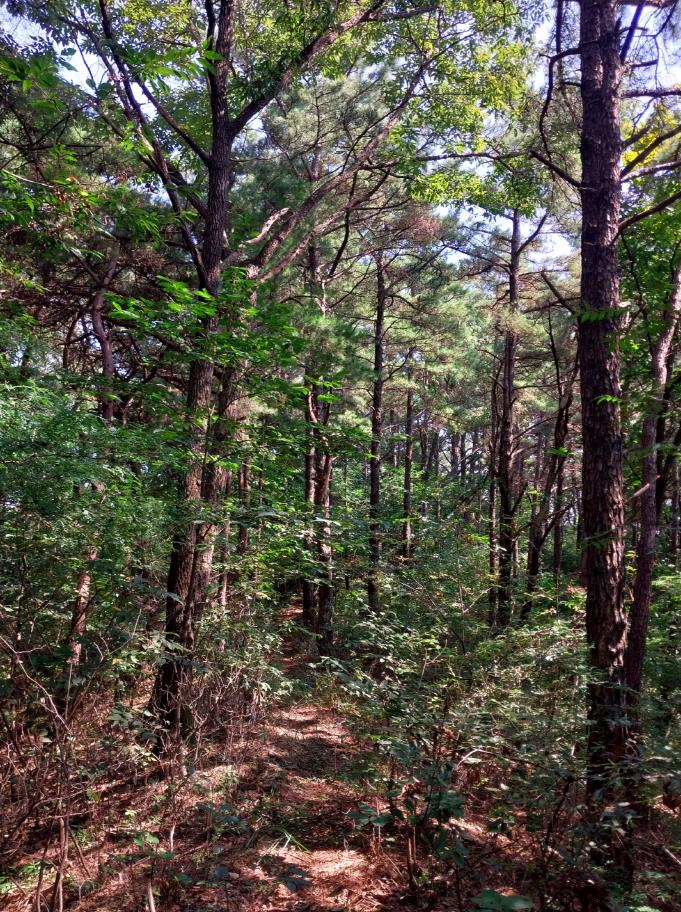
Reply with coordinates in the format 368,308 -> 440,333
182,612 -> 409,911
208,702 -> 400,911
4,611 -> 410,912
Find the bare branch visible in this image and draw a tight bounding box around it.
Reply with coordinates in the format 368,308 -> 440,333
530,149 -> 581,189
618,185 -> 681,233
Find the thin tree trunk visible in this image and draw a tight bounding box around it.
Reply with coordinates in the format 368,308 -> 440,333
425,430 -> 439,479
496,210 -> 521,627
625,265 -> 681,698
64,258 -> 118,685
367,254 -> 386,613
553,457 -> 565,593
471,429 -> 479,477
90,256 -> 119,423
451,432 -> 460,479
419,417 -> 429,474
488,377 -> 499,624
315,449 -> 334,654
66,544 -> 97,674
237,461 -> 250,554
302,437 -> 317,628
385,409 -> 397,468
523,379 -> 574,617
402,380 -> 414,560
670,462 -> 680,563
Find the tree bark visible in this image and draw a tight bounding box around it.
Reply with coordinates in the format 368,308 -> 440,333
523,381 -> 573,617
488,377 -> 499,624
402,378 -> 414,560
451,432 -> 460,479
386,408 -> 397,468
670,462 -> 680,562
315,447 -> 334,653
625,264 -> 681,697
367,254 -> 386,613
496,209 -> 521,627
302,435 -> 317,628
64,257 -> 119,689
553,456 -> 565,592
89,255 -> 119,423
151,1 -> 235,736
579,0 -> 628,812
66,544 -> 97,675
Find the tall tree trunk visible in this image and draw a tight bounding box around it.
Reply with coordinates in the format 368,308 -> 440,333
523,381 -> 573,617
425,430 -> 439,481
579,0 -> 628,808
237,461 -> 250,554
90,255 -> 119,423
306,370 -> 335,652
64,258 -> 119,689
488,377 -> 499,624
402,380 -> 414,560
471,429 -> 479,477
451,432 -> 460,478
625,265 -> 681,698
152,367 -> 235,737
151,1 -> 235,736
218,467 -> 235,607
302,436 -> 317,628
553,456 -> 565,593
670,461 -> 680,563
419,416 -> 429,474
386,408 -> 398,468
315,447 -> 334,654
496,210 -> 521,627
66,544 -> 97,677
367,254 -> 386,613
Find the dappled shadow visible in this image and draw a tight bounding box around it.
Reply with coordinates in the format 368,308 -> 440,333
2,604 -> 545,912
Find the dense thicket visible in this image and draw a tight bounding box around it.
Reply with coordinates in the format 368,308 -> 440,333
0,1 -> 680,911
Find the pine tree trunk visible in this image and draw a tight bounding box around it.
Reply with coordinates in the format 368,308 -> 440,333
488,454 -> 498,625
237,462 -> 250,554
315,449 -> 334,653
579,0 -> 628,821
386,409 -> 397,468
64,259 -> 119,696
496,210 -> 521,627
471,429 -> 479,477
367,255 -> 386,613
523,385 -> 573,617
402,381 -> 414,560
151,4 -> 236,738
625,265 -> 681,698
451,432 -> 460,478
670,462 -> 680,563
302,439 -> 317,628
90,256 -> 119,423
553,459 -> 565,592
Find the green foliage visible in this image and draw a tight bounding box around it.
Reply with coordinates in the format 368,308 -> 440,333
0,3 -> 679,911
472,890 -> 533,911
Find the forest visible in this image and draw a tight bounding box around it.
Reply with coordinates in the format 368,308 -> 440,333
0,0 -> 680,910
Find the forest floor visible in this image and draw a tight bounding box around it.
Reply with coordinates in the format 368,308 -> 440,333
161,609 -> 415,912
5,607 -> 430,912
5,606 -> 679,911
